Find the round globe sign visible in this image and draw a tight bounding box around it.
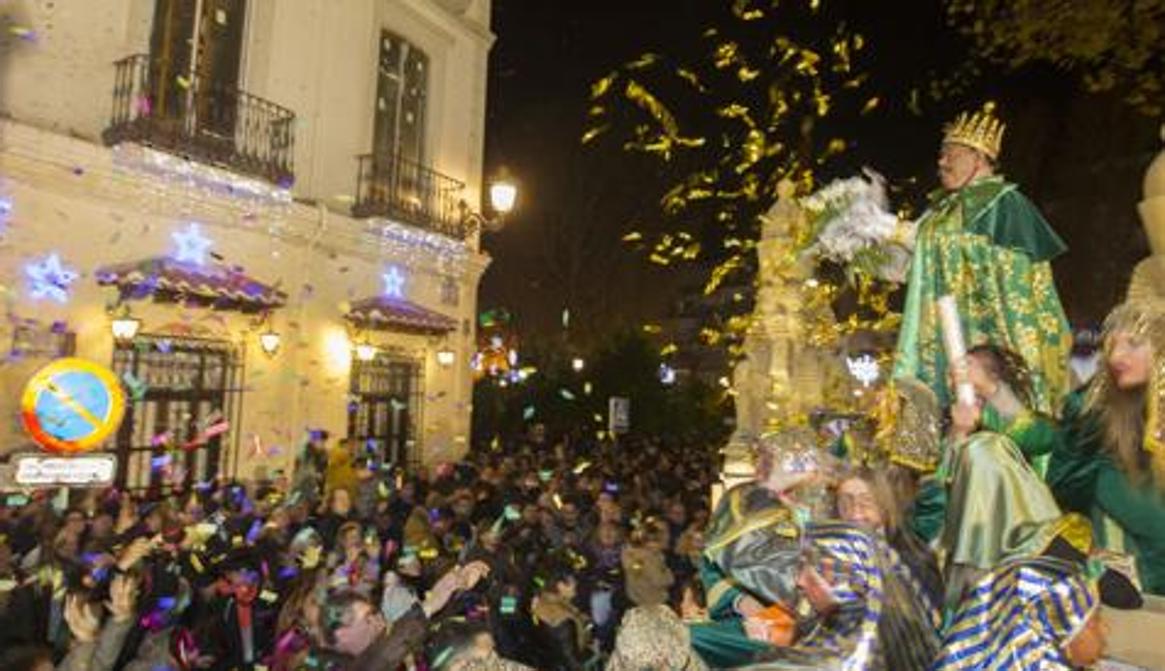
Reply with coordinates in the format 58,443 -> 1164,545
21,358 -> 126,454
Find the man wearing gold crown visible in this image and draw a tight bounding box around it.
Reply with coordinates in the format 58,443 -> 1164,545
892,103 -> 1072,417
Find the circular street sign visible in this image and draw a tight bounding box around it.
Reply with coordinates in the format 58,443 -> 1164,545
20,357 -> 126,454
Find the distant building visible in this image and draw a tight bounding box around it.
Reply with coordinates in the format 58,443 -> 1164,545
0,0 -> 496,487
658,284 -> 738,387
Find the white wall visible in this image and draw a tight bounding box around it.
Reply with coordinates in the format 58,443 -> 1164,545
0,0 -> 494,475
0,0 -> 149,139
0,0 -> 494,212
0,121 -> 488,477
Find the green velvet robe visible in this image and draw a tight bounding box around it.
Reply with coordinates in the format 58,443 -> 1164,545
1047,389 -> 1165,594
893,176 -> 1071,414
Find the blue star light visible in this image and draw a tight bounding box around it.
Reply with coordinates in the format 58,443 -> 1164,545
383,266 -> 406,298
172,223 -> 213,264
25,253 -> 79,303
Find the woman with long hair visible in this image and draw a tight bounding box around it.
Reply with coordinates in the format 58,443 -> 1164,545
1048,298 -> 1165,595
836,465 -> 942,614
267,570 -> 324,671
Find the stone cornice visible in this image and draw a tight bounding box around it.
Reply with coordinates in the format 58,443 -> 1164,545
398,0 -> 496,50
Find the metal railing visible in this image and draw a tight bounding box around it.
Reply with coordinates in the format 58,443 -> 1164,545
353,152 -> 468,240
104,53 -> 295,186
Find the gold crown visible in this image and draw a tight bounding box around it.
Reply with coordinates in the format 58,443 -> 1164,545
943,102 -> 1006,160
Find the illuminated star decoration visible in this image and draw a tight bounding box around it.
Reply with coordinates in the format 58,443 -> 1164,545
382,266 -> 406,299
172,223 -> 214,265
25,253 -> 79,303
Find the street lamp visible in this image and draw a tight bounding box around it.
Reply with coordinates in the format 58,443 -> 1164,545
436,347 -> 456,368
489,178 -> 517,215
110,305 -> 141,343
461,169 -> 518,234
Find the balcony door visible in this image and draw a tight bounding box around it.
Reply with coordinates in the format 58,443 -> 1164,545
373,30 -> 428,165
149,0 -> 247,138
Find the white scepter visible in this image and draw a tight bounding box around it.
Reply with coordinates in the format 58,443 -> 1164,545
936,295 -> 977,407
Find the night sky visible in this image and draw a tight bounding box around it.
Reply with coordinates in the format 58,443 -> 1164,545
481,0 -> 1161,355
481,0 -> 715,350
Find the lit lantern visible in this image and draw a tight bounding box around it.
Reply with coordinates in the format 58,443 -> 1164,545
259,330 -> 281,356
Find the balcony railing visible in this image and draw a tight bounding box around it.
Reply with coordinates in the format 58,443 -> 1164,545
104,54 -> 295,186
353,153 -> 469,240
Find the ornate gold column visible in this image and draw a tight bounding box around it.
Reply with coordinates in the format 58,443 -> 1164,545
1129,126 -> 1165,299
715,181 -> 830,504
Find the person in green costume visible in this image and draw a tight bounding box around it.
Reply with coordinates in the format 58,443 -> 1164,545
693,429 -> 832,668
892,102 -> 1071,416
938,400 -> 1067,613
692,429 -> 940,670
964,344 -> 1059,464
1048,295 -> 1165,595
910,345 -> 1060,544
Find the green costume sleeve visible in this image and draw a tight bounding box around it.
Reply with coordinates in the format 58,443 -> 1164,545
1047,389 -> 1165,594
700,555 -> 743,620
981,406 -> 1058,462
960,181 -> 1067,262
1046,390 -> 1102,514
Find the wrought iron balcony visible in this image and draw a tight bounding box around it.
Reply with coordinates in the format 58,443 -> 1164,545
104,54 -> 295,186
353,153 -> 469,240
